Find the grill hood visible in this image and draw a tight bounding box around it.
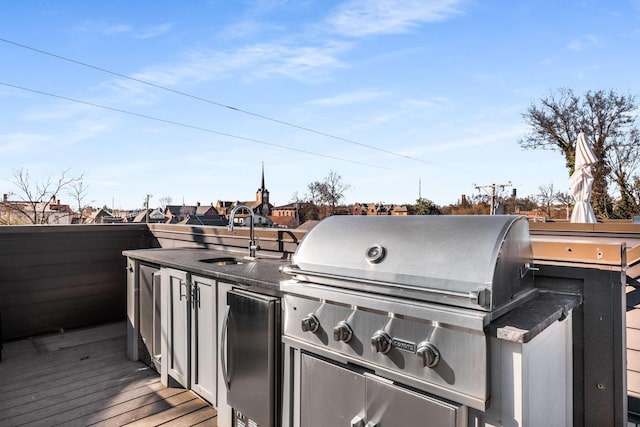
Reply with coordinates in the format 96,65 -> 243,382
287,215 -> 535,312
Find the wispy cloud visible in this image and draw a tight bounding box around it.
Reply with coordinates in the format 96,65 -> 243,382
308,90 -> 389,106
325,0 -> 464,37
401,96 -> 451,109
567,34 -> 604,51
66,120 -> 112,144
104,24 -> 132,35
135,23 -> 174,39
74,21 -> 172,39
246,42 -> 349,82
414,125 -> 526,154
0,132 -> 50,154
129,40 -> 350,89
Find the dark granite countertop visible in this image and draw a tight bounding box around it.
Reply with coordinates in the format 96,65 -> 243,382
487,291 -> 582,343
123,248 -> 582,342
123,248 -> 290,296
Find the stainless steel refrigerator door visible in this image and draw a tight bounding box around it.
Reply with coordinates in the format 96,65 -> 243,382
225,289 -> 278,427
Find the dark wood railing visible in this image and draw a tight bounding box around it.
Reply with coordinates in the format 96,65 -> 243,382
0,224 -> 155,340
0,223 -> 306,341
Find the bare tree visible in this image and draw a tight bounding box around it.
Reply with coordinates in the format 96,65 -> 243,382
301,171 -> 351,218
536,183 -> 557,216
305,181 -> 325,206
158,196 -> 173,211
520,88 -> 639,218
319,170 -> 351,215
67,180 -> 92,224
555,191 -> 574,220
2,168 -> 83,224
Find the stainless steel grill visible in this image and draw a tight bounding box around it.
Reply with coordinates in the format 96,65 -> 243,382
280,215 -> 545,427
285,215 -> 535,316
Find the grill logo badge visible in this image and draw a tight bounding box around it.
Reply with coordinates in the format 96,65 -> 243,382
391,338 -> 416,353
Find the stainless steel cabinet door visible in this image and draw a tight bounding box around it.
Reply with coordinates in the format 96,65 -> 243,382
226,289 -> 279,427
300,354 -> 366,427
365,374 -> 459,427
190,275 -> 216,405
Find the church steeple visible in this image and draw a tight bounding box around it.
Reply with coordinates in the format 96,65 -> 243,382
256,162 -> 270,214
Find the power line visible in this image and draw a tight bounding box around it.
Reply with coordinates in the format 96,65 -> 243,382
0,37 -> 450,169
0,81 -> 396,171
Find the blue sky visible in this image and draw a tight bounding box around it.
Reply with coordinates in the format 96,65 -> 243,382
1,0 -> 639,210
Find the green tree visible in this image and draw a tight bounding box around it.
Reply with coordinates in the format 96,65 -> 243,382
520,88 -> 639,218
410,198 -> 441,215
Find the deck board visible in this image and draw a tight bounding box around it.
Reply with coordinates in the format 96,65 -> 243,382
0,322 -> 217,427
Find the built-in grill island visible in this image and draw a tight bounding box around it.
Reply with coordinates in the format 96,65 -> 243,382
280,215 -> 579,427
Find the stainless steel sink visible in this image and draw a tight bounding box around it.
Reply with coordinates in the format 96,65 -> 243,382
199,257 -> 244,266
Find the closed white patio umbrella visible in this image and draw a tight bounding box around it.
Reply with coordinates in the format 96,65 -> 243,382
569,132 -> 597,223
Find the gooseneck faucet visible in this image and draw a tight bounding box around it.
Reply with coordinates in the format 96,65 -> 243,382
228,204 -> 257,260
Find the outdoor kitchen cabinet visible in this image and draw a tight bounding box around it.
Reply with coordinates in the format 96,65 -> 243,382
160,267 -> 217,405
299,353 -> 461,427
125,258 -> 161,371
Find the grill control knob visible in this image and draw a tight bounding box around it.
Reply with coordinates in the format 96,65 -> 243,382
301,314 -> 320,333
416,341 -> 440,368
370,330 -> 392,354
333,321 -> 353,343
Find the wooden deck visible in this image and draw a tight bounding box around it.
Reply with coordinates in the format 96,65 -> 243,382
0,322 -> 217,426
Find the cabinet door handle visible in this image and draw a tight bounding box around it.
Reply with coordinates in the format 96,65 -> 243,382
179,280 -> 187,301
220,306 -> 231,391
350,416 -> 365,427
190,284 -> 196,309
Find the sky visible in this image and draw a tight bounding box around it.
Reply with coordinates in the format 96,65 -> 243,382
1,0 -> 639,210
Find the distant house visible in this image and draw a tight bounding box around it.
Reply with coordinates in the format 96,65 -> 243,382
164,205 -> 196,223
178,214 -> 227,226
164,203 -> 221,224
271,203 -> 298,228
351,202 -> 367,215
230,213 -> 273,227
132,208 -> 166,223
271,202 -> 297,218
391,205 -> 408,216
196,204 -> 218,216
1,194 -> 74,224
269,215 -> 299,229
85,207 -> 123,224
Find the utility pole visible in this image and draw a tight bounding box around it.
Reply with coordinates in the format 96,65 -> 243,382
145,194 -> 153,223
474,182 -> 512,215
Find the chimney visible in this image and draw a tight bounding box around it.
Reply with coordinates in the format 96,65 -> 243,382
3,193 -> 7,203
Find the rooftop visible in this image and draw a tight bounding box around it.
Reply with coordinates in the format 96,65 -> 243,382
0,220 -> 639,425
